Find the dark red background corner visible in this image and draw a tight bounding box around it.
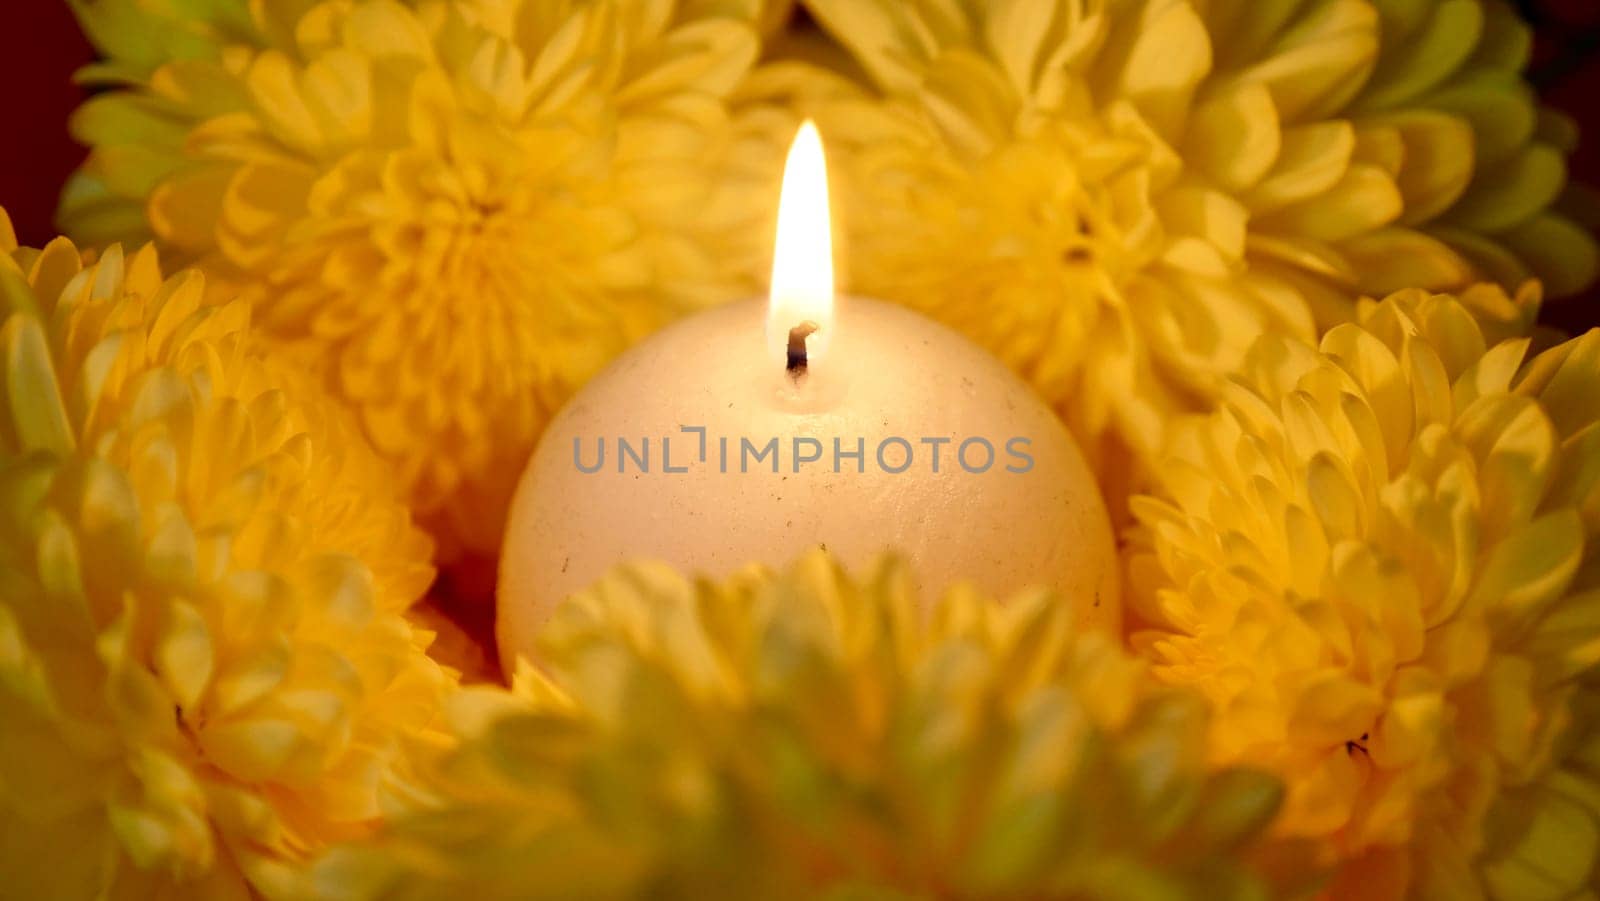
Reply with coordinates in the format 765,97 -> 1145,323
0,3 -> 93,248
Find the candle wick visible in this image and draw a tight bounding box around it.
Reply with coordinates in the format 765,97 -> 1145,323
786,321 -> 819,376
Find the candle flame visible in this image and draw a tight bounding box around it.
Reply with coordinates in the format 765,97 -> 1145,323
768,120 -> 834,368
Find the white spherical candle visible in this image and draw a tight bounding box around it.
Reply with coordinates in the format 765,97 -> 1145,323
496,123 -> 1118,671
497,295 -> 1118,669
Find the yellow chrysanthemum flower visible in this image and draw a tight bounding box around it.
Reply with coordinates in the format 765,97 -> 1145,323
0,211 -> 452,897
726,0 -> 1597,492
62,0 -> 763,555
1127,284 -> 1600,897
307,551 -> 1300,900
1475,677 -> 1600,899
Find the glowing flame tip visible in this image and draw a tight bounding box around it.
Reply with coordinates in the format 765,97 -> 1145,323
768,120 -> 834,368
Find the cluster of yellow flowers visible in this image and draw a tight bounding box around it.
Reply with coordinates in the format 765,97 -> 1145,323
730,0 -> 1597,499
65,0 -> 774,556
307,552 -> 1302,900
0,0 -> 1588,897
63,0 -> 1599,549
1129,284 -> 1600,897
0,211 -> 451,896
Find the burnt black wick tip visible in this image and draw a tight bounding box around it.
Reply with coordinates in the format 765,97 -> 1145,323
786,321 -> 819,375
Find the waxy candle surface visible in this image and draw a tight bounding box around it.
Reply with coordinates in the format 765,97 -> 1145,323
497,295 -> 1119,670
499,121 -> 1117,671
